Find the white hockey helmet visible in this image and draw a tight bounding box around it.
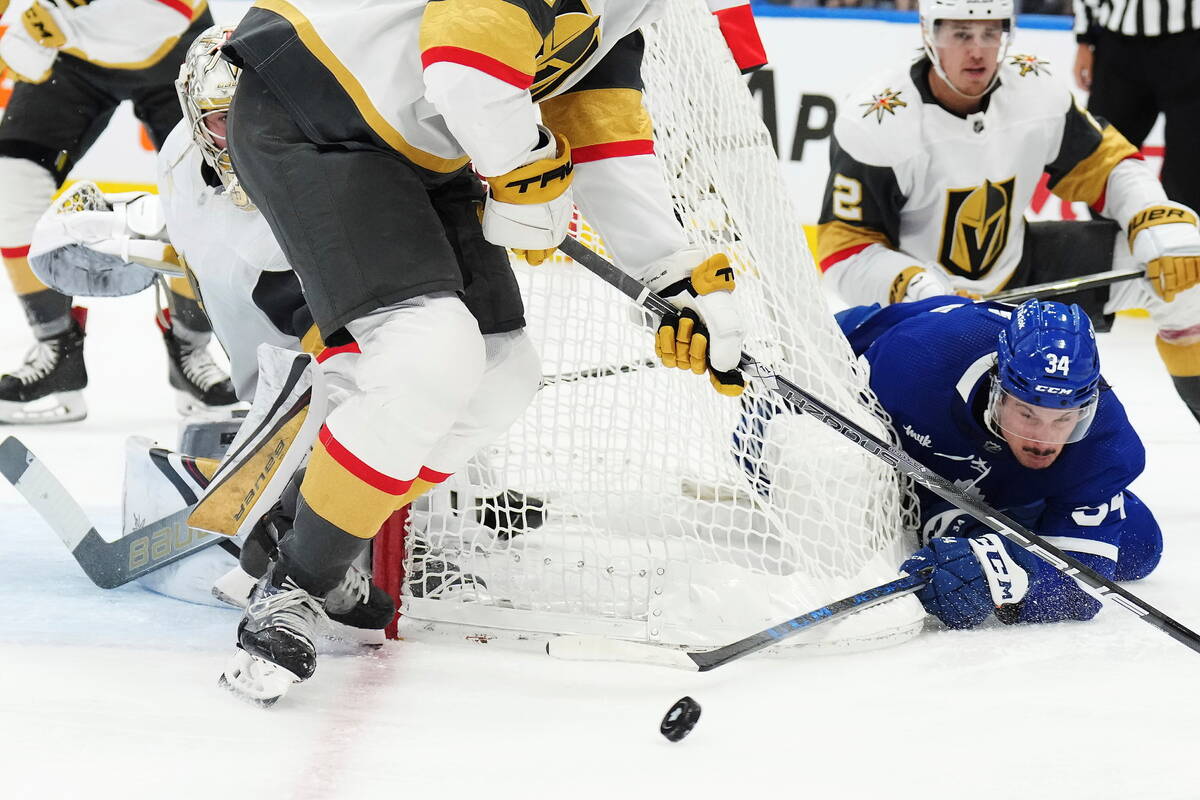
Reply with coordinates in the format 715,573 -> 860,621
175,25 -> 254,210
919,0 -> 1014,99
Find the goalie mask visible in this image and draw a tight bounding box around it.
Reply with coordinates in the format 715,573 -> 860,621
987,299 -> 1101,448
176,25 -> 254,210
919,0 -> 1014,100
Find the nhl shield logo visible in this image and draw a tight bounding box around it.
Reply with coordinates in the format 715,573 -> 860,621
937,178 -> 1015,279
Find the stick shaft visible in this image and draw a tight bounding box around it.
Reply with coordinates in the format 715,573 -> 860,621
985,268 -> 1144,304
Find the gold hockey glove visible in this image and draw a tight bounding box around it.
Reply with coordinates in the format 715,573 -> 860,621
646,250 -> 745,397
1128,205 -> 1200,302
481,126 -> 573,256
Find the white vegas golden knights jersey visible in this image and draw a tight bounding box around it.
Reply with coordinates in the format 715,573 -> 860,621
0,0 -> 209,70
157,122 -> 300,400
225,0 -> 700,274
818,55 -> 1140,305
227,0 -> 664,178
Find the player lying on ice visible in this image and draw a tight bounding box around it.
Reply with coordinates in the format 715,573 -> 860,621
817,0 -> 1200,425
839,296 -> 1162,629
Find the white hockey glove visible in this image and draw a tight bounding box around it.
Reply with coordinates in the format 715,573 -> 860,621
643,247 -> 745,396
0,1 -> 72,83
482,125 -> 573,266
29,182 -> 178,297
888,265 -> 976,304
1127,203 -> 1200,302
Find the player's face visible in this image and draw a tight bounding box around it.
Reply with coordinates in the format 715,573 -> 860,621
996,395 -> 1084,469
204,111 -> 229,148
932,20 -> 1004,96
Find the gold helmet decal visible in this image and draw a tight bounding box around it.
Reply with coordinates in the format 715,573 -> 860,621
938,178 -> 1015,279
532,0 -> 600,101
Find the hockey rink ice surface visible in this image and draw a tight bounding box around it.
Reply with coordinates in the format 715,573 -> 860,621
1,290 -> 1198,800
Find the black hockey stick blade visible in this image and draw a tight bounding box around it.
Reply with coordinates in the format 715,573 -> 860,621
984,268 -> 1145,304
557,237 -> 1200,657
0,436 -> 222,588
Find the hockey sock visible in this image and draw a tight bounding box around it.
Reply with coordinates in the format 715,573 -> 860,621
4,247 -> 72,339
1155,334 -> 1200,423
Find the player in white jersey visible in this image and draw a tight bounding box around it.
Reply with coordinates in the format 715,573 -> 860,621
817,0 -> 1200,424
212,0 -> 747,703
0,0 -> 237,422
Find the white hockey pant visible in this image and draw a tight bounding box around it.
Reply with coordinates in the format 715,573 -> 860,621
327,293 -> 540,492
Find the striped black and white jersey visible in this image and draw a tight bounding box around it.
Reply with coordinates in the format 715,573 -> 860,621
1074,0 -> 1200,41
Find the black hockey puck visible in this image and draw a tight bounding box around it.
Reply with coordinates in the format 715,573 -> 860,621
660,696 -> 701,742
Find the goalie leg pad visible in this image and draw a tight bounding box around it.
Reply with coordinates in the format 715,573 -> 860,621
188,345 -> 327,538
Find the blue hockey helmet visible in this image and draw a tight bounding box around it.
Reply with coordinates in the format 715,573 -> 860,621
987,300 -> 1101,445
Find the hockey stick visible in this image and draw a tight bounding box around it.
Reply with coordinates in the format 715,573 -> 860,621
558,236 -> 1200,656
548,567 -> 933,670
539,358 -> 657,387
0,436 -> 226,588
984,267 -> 1145,304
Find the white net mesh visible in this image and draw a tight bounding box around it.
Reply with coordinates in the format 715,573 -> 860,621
399,0 -> 923,654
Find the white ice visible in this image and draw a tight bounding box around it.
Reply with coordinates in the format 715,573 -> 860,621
1,289 -> 1197,800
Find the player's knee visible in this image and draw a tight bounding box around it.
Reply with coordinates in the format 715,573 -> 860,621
351,293 -> 487,418
0,157 -> 57,246
1114,492 -> 1163,582
479,329 -> 541,431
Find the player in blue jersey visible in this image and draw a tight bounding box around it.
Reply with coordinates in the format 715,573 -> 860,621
838,296 -> 1162,629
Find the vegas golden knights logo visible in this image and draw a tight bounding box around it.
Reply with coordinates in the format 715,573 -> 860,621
937,178 -> 1015,279
531,0 -> 600,101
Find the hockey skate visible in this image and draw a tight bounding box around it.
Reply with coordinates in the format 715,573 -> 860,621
213,497 -> 396,643
219,562 -> 327,707
0,308 -> 88,424
407,539 -> 490,602
159,315 -> 238,415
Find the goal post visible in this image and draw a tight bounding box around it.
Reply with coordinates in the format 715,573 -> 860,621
374,0 -> 924,658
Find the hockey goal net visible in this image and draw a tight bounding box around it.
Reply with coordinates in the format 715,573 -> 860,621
375,0 -> 923,656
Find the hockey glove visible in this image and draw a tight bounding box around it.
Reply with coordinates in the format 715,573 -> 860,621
889,266 -> 979,303
1128,204 -> 1200,302
901,527 -> 1036,629
482,125 -> 573,263
644,248 -> 745,396
0,1 -> 70,83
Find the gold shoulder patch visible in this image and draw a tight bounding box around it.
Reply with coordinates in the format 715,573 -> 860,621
859,88 -> 907,124
1009,54 -> 1050,77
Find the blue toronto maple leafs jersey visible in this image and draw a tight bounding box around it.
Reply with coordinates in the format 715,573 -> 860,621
844,296 -> 1162,623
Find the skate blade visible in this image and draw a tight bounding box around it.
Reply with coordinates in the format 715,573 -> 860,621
0,391 -> 86,425
218,647 -> 302,707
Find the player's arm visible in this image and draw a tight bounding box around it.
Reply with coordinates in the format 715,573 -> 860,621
539,32 -> 744,396
1045,97 -> 1200,302
903,486 -> 1162,628
0,1 -> 200,81
419,0 -> 574,263
817,134 -> 951,306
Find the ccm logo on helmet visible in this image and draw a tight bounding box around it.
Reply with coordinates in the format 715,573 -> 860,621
1034,385 -> 1073,394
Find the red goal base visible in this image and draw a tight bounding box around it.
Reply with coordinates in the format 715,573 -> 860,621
371,508 -> 408,640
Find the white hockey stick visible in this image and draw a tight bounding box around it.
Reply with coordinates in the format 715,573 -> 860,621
0,436 -> 230,588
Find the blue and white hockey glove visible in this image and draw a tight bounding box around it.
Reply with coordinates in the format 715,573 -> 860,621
902,524 -> 1037,629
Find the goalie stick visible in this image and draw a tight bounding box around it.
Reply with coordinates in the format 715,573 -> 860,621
0,436 -> 228,588
557,236 -> 1200,658
984,267 -> 1145,304
548,567 -> 933,670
